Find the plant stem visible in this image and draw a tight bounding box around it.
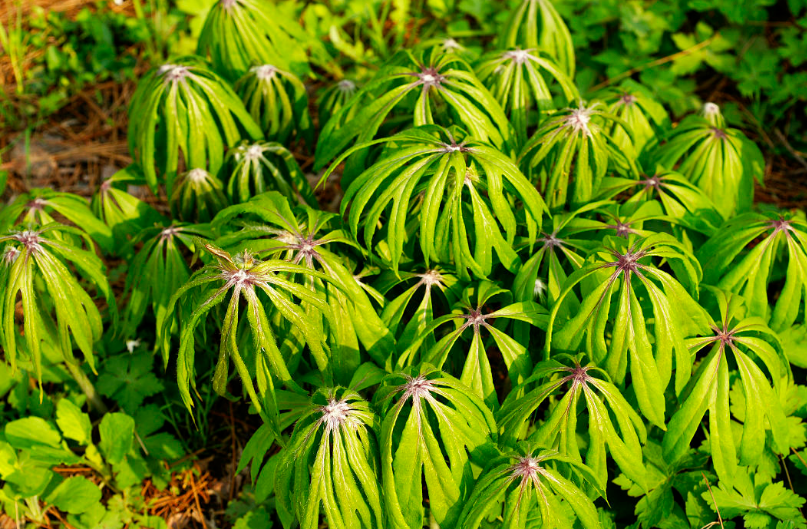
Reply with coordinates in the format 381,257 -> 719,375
64,362 -> 108,414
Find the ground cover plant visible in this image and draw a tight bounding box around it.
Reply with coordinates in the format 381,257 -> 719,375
1,0 -> 807,528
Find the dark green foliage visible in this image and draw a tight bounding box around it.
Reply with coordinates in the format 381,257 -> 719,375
4,0 -> 807,527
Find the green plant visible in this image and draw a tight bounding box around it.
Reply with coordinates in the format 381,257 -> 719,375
519,101 -> 639,210
497,354 -> 648,488
315,47 -> 513,185
397,281 -> 546,407
91,166 -> 165,246
0,399 -> 183,527
499,0 -> 576,77
316,79 -> 360,129
275,387 -> 383,529
196,0 -> 333,80
121,222 -> 212,339
375,266 -> 459,352
223,140 -> 316,206
211,192 -> 395,375
8,0 -> 807,528
596,167 -> 723,236
596,80 -> 670,158
128,55 -> 262,193
159,241 -> 333,424
457,443 -> 604,529
698,210 -> 807,332
234,64 -> 312,146
651,102 -> 765,219
0,188 -> 114,254
546,233 -> 710,427
169,167 -> 229,222
0,224 -> 117,394
476,48 -> 578,147
662,290 -> 789,484
321,126 -> 547,279
374,365 -> 496,528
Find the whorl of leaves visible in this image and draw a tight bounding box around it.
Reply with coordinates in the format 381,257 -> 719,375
320,125 -> 547,280
128,56 -> 262,193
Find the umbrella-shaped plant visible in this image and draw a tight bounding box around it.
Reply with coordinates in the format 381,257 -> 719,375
314,47 -> 513,184
234,64 -> 312,145
128,56 -> 262,193
211,192 -> 396,376
510,200 -> 670,344
0,224 -> 117,408
519,101 -> 639,211
0,188 -> 113,254
222,140 -> 315,206
121,223 -> 212,340
375,266 -> 460,353
697,210 -> 807,332
397,281 -> 547,407
511,202 -> 610,302
91,166 -> 165,247
169,168 -> 229,223
498,0 -> 575,77
596,167 -> 723,236
662,290 -> 790,485
496,354 -> 648,489
546,233 -> 711,428
275,387 -> 384,529
476,48 -> 578,146
159,241 -> 335,423
197,0 -> 334,80
319,126 -> 548,280
457,444 -> 604,529
317,79 -> 360,127
596,80 -> 670,157
374,365 -> 497,528
651,102 -> 764,219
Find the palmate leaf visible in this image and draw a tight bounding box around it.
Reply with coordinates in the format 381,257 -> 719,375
223,140 -> 315,207
651,102 -> 764,219
597,167 -> 723,236
697,210 -> 807,332
91,165 -> 165,248
212,192 -> 396,374
160,241 -> 334,424
497,355 -> 648,489
519,102 -> 639,211
0,224 -> 117,386
476,48 -> 578,146
547,234 -> 711,428
314,46 -> 513,184
317,79 -> 360,128
197,0 -> 335,80
275,387 -> 384,529
170,168 -> 229,223
128,56 -> 262,194
398,281 -> 547,407
595,80 -> 670,157
611,440 -> 712,529
373,365 -> 496,529
662,290 -> 790,485
0,188 -> 113,254
375,266 -> 460,353
702,468 -> 807,528
121,223 -> 212,340
512,200 -> 610,314
498,0 -> 576,78
234,65 -> 312,146
319,126 -> 548,280
457,443 -> 604,529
